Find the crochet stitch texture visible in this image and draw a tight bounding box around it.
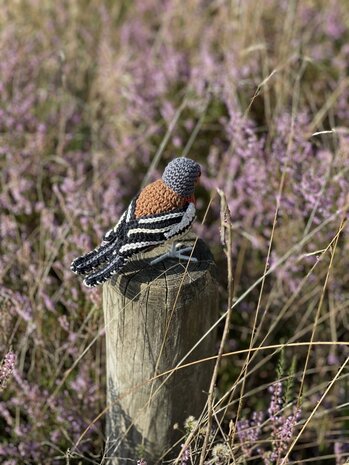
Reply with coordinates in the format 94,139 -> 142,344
162,157 -> 201,197
134,179 -> 189,218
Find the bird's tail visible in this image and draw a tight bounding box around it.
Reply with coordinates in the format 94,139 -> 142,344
83,254 -> 126,288
70,240 -> 118,275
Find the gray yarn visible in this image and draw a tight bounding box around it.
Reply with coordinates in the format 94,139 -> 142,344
162,157 -> 201,197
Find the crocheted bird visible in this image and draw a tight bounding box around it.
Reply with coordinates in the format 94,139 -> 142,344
71,157 -> 201,287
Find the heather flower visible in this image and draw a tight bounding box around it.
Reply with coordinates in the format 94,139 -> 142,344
237,411 -> 263,458
268,382 -> 283,423
180,444 -> 191,465
328,353 -> 339,366
0,351 -> 16,390
334,441 -> 348,465
270,408 -> 301,462
268,383 -> 301,464
58,315 -> 69,332
238,382 -> 301,464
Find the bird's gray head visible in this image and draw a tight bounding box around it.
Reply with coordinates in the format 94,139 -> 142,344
162,157 -> 201,197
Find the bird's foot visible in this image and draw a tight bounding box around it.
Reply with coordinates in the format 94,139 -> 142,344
150,242 -> 198,265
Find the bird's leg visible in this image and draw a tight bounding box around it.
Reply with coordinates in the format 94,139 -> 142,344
172,242 -> 198,262
150,242 -> 198,265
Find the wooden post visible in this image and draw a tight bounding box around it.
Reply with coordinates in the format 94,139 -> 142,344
103,234 -> 218,464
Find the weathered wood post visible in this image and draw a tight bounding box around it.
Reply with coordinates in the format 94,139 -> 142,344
103,234 -> 218,464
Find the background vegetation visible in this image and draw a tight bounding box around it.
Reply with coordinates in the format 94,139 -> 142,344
0,0 -> 349,463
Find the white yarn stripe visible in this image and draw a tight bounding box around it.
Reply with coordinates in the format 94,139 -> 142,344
127,225 -> 173,236
126,201 -> 134,223
138,211 -> 184,224
119,240 -> 162,253
165,203 -> 196,239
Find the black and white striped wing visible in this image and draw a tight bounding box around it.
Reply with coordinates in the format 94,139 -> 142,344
77,201 -> 196,287
118,202 -> 196,258
70,198 -> 137,275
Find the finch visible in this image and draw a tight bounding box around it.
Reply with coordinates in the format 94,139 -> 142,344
70,157 -> 201,287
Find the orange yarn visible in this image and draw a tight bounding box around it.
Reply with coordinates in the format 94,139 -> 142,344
135,179 -> 188,218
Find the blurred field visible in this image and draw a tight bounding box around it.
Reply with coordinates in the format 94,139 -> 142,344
0,0 -> 349,463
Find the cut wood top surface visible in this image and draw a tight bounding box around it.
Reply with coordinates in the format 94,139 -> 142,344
108,233 -> 216,299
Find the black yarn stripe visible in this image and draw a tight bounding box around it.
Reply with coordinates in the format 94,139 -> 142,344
71,208 -> 131,275
128,216 -> 184,230
84,255 -> 126,287
71,238 -> 120,275
126,231 -> 166,244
